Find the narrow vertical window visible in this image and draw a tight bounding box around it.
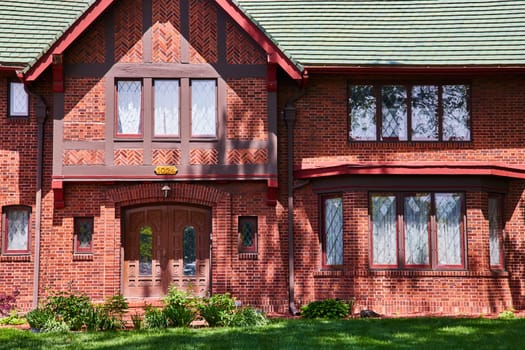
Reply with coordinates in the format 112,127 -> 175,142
411,85 -> 438,141
442,85 -> 470,141
404,193 -> 431,267
238,216 -> 258,254
322,196 -> 343,267
2,206 -> 31,255
489,195 -> 504,269
154,79 -> 180,137
435,193 -> 464,267
381,86 -> 407,140
8,82 -> 29,118
116,80 -> 142,136
349,85 -> 376,141
371,194 -> 397,266
74,217 -> 94,254
191,79 -> 217,137
139,226 -> 153,275
183,226 -> 196,276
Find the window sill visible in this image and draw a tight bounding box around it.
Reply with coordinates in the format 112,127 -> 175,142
314,270 -> 344,278
1,255 -> 31,262
7,116 -> 30,123
238,253 -> 258,260
365,269 -> 509,278
73,254 -> 94,261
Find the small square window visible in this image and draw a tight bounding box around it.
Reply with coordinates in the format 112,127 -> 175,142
238,216 -> 257,254
74,217 -> 93,254
8,82 -> 29,118
2,206 -> 31,255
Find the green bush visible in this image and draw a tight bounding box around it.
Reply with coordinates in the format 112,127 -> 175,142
225,307 -> 268,327
301,299 -> 350,319
162,287 -> 199,327
44,292 -> 92,330
498,310 -> 516,320
199,293 -> 236,327
26,308 -> 54,330
41,318 -> 70,333
131,313 -> 143,330
0,309 -> 26,325
144,306 -> 168,329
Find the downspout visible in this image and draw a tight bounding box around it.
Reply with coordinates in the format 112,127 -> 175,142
18,74 -> 48,309
283,83 -> 306,315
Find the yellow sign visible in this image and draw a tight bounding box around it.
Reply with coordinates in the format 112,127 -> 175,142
154,166 -> 178,175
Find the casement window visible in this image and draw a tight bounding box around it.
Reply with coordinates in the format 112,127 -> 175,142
349,84 -> 471,142
370,192 -> 465,269
488,194 -> 504,269
321,195 -> 343,268
74,217 -> 94,254
238,216 -> 258,254
2,206 -> 31,255
8,82 -> 29,118
115,78 -> 217,139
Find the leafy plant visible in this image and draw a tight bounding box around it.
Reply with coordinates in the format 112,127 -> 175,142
162,287 -> 199,327
0,290 -> 19,317
131,313 -> 143,330
225,306 -> 268,327
44,292 -> 92,330
199,293 -> 236,327
41,318 -> 70,333
498,310 -> 516,320
25,308 -> 54,330
144,306 -> 168,329
301,299 -> 350,319
0,309 -> 26,325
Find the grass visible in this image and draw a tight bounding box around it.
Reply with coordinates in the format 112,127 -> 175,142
0,317 -> 524,350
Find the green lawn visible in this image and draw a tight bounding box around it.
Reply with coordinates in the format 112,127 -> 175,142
0,317 -> 523,350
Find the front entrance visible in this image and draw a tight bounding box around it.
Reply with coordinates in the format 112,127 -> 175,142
122,205 -> 211,298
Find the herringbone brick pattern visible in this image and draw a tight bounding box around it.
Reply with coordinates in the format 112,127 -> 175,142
152,149 -> 181,165
67,20 -> 105,64
226,20 -> 265,65
114,0 -> 143,63
190,149 -> 218,165
227,149 -> 268,164
152,0 -> 181,63
227,78 -> 267,140
114,149 -> 144,166
63,150 -> 105,165
189,0 -> 217,64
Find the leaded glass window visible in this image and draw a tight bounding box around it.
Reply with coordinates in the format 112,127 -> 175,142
9,82 -> 29,117
323,196 -> 343,266
349,85 -> 376,140
238,216 -> 257,253
411,85 -> 438,141
154,79 -> 180,136
404,194 -> 430,266
371,195 -> 397,266
381,86 -> 407,140
117,80 -> 142,136
442,85 -> 470,141
139,226 -> 153,275
191,79 -> 217,137
2,206 -> 30,254
74,217 -> 93,254
489,195 -> 504,269
436,193 -> 463,266
183,226 -> 196,276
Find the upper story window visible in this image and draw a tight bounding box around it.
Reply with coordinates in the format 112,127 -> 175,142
8,82 -> 29,118
2,206 -> 31,255
349,84 -> 471,142
321,195 -> 343,268
115,78 -> 217,139
370,192 -> 465,269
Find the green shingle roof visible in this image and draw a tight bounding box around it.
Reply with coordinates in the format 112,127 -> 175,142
235,0 -> 525,66
0,0 -> 94,68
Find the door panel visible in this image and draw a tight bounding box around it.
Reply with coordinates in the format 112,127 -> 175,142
123,205 -> 210,298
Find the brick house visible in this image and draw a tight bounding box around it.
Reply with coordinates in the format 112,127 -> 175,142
1,0 -> 525,316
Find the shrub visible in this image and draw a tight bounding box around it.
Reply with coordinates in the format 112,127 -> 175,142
41,318 -> 70,333
301,299 -> 350,319
144,306 -> 168,329
0,290 -> 19,317
163,287 -> 199,327
0,309 -> 26,325
26,308 -> 54,330
199,293 -> 236,327
44,292 -> 92,330
498,310 -> 516,320
131,313 -> 143,330
225,307 -> 268,327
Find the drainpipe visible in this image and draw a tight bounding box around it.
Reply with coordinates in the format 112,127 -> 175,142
18,75 -> 48,309
283,86 -> 305,315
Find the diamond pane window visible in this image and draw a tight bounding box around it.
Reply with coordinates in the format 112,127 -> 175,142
371,195 -> 397,266
183,226 -> 196,276
411,86 -> 438,141
322,196 -> 343,266
191,79 -> 217,137
349,85 -> 376,140
9,82 -> 29,117
489,195 -> 504,269
117,80 -> 142,136
436,193 -> 463,266
139,226 -> 153,276
238,216 -> 257,254
442,85 -> 470,141
381,86 -> 407,140
154,79 -> 180,137
404,194 -> 431,266
2,206 -> 31,255
74,217 -> 93,254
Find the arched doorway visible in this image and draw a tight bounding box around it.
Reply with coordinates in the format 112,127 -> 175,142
122,205 -> 211,298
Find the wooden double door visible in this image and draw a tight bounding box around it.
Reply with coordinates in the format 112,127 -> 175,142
122,205 -> 211,298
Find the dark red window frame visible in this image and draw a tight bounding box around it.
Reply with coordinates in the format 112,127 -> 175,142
370,192 -> 466,270
2,205 -> 31,255
238,216 -> 258,254
189,79 -> 218,139
115,79 -> 144,138
488,194 -> 505,270
321,194 -> 344,269
74,217 -> 94,254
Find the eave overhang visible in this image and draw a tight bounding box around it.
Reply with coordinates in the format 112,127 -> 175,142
295,162 -> 525,180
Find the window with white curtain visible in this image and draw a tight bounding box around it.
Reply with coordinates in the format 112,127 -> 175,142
370,192 -> 465,269
9,82 -> 29,117
488,195 -> 504,269
2,206 -> 31,255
